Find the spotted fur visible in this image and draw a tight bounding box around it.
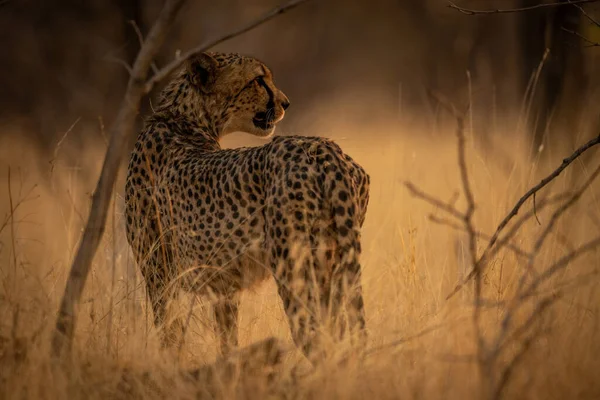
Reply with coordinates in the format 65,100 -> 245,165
125,52 -> 370,360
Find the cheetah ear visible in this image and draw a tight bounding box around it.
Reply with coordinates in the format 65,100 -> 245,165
186,52 -> 218,89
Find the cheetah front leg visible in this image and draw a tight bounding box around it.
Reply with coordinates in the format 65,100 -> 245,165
213,296 -> 239,356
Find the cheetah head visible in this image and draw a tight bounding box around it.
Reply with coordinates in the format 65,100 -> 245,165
185,52 -> 290,138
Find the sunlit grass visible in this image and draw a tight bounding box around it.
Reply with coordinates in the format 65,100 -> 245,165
0,117 -> 599,399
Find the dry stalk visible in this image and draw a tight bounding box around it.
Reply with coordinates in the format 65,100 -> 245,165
7,168 -> 18,283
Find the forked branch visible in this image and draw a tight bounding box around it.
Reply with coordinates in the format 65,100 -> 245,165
405,89 -> 600,399
447,133 -> 600,299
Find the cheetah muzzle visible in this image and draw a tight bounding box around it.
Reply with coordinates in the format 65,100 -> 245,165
125,51 -> 370,363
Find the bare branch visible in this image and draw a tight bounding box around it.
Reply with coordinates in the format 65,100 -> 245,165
129,19 -> 145,47
50,117 -> 81,174
455,114 -> 477,272
494,294 -> 557,360
429,215 -> 530,259
404,182 -> 465,220
482,193 -> 571,268
575,3 -> 600,27
493,326 -> 549,400
524,235 -> 600,297
52,0 -> 187,357
448,0 -> 600,15
561,27 -> 600,47
129,20 -> 160,75
103,54 -> 133,75
144,0 -> 312,94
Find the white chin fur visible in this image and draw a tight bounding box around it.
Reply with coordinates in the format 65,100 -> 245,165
256,125 -> 276,138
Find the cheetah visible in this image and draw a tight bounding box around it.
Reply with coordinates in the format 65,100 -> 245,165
124,52 -> 370,361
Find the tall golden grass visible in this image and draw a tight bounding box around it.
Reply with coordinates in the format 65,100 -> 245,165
0,116 -> 599,399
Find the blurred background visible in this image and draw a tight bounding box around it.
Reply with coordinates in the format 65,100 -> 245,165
1,2 -> 600,398
1,0 -> 599,159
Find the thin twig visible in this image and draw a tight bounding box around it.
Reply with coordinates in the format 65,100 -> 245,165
104,55 -> 134,75
486,193 -> 572,264
477,268 -> 599,308
493,293 -> 557,362
129,19 -> 145,47
533,192 -> 541,225
0,183 -> 37,237
144,0 -> 312,94
561,27 -> 600,47
534,269 -> 599,302
429,215 -> 530,259
448,0 -> 599,15
129,20 -> 160,74
492,135 -> 599,246
524,235 -> 600,297
574,3 -> 600,27
409,189 -> 569,264
50,117 -> 81,175
404,182 -> 465,220
532,163 -> 600,256
515,166 -> 600,288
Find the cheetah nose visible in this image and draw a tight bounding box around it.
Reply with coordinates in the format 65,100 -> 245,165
282,100 -> 290,110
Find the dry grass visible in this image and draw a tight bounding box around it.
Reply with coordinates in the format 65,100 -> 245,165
0,117 -> 599,399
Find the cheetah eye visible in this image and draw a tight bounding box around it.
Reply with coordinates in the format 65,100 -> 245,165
240,76 -> 265,93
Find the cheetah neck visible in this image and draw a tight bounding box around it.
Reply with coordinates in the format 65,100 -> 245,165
155,70 -> 228,148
